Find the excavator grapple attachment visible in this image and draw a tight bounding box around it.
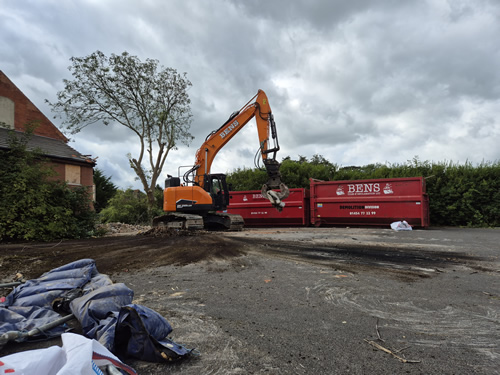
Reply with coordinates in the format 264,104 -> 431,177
261,158 -> 289,212
261,182 -> 290,212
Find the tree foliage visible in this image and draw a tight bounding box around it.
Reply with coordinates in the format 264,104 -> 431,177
0,130 -> 96,241
99,188 -> 163,225
93,168 -> 118,213
227,154 -> 337,191
48,51 -> 194,217
226,167 -> 269,191
227,155 -> 500,227
279,154 -> 337,188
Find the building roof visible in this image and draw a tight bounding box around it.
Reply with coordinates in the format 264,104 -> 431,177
0,127 -> 96,166
0,70 -> 68,142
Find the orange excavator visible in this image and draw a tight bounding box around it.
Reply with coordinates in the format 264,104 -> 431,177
153,89 -> 289,230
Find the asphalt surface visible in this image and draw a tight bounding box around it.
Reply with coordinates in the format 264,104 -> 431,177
115,227 -> 500,374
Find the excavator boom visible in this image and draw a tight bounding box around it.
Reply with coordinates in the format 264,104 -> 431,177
188,89 -> 289,208
156,90 -> 288,231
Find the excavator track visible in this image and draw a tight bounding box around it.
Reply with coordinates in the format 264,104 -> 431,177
152,212 -> 244,231
203,212 -> 244,231
152,213 -> 204,230
227,213 -> 245,231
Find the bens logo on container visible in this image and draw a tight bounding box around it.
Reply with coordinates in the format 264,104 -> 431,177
337,183 -> 382,196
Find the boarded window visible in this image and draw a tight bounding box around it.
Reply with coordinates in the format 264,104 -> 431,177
0,96 -> 15,129
65,164 -> 81,185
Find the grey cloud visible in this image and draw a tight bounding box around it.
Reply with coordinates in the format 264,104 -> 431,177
1,0 -> 499,189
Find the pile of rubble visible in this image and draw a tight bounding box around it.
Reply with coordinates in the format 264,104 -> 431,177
96,222 -> 206,237
140,226 -> 207,237
97,222 -> 151,236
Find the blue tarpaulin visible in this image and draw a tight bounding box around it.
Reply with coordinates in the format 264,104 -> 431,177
0,259 -> 192,362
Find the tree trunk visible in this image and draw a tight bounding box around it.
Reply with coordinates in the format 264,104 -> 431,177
146,187 -> 156,221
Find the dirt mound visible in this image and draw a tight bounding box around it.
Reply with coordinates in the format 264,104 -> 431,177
0,233 -> 246,282
140,227 -> 208,237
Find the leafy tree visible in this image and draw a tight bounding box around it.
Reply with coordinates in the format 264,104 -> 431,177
93,168 -> 118,212
48,51 -> 194,217
0,129 -> 96,241
227,167 -> 268,191
99,188 -> 162,225
279,157 -> 335,188
227,155 -> 337,190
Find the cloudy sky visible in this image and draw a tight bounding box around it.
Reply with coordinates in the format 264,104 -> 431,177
2,0 -> 499,190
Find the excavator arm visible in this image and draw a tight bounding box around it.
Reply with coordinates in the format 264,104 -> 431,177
187,89 -> 289,210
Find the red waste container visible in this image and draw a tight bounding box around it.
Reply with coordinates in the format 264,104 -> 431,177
309,177 -> 429,227
224,188 -> 310,226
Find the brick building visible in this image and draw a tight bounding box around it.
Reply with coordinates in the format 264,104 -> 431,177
0,70 -> 96,198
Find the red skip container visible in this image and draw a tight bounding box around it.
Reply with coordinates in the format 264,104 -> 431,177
309,177 -> 429,227
225,188 -> 310,226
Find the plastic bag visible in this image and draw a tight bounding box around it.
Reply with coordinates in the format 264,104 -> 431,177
0,333 -> 136,375
390,220 -> 412,231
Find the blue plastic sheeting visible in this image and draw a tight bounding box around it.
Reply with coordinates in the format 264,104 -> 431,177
0,305 -> 66,337
3,259 -> 96,308
115,304 -> 190,362
1,259 -> 97,340
1,259 -> 192,362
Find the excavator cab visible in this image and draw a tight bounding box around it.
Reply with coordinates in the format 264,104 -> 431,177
204,174 -> 230,211
162,173 -> 230,212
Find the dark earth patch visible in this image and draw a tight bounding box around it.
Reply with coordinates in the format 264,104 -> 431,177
0,232 -> 244,281
227,236 -> 485,281
1,230 -> 485,283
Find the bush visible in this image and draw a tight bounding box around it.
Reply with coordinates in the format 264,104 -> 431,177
99,188 -> 163,225
0,130 -> 97,241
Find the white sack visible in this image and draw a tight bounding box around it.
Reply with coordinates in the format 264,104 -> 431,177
0,333 -> 135,375
390,220 -> 413,231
